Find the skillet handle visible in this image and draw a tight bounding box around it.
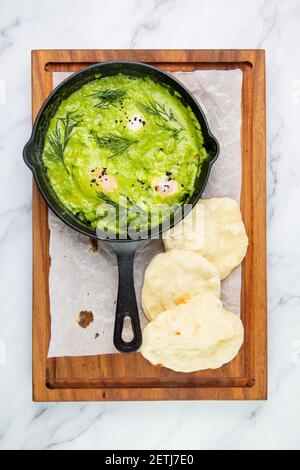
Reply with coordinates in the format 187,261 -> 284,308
113,243 -> 142,353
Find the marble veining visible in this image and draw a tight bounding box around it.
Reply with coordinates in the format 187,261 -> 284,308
0,0 -> 300,451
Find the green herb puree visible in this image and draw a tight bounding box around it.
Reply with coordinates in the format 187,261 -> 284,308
43,74 -> 208,233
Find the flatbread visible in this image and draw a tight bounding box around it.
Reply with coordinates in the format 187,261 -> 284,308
164,197 -> 248,280
142,250 -> 220,320
141,293 -> 244,372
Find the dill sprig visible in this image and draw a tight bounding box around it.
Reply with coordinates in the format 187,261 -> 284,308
90,130 -> 138,157
156,122 -> 184,139
97,192 -> 146,217
136,98 -> 177,123
45,111 -> 82,174
136,97 -> 185,138
88,89 -> 127,109
97,191 -> 119,208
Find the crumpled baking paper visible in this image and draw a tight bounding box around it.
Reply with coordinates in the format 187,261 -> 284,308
48,69 -> 242,357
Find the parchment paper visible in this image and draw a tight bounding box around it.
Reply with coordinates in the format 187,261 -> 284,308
48,69 -> 242,357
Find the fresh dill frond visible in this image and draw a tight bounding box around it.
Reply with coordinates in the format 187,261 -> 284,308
156,122 -> 184,139
46,125 -> 64,164
97,192 -> 146,230
88,89 -> 127,109
136,97 -> 186,139
136,98 -> 177,123
57,111 -> 83,143
90,131 -> 138,157
96,193 -> 130,222
45,111 -> 82,174
96,191 -> 119,208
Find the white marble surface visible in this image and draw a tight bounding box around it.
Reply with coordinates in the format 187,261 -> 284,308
0,0 -> 299,451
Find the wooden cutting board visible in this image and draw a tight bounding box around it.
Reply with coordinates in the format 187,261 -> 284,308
31,49 -> 267,401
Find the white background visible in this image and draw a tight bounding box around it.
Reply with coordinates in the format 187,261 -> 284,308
0,0 -> 299,450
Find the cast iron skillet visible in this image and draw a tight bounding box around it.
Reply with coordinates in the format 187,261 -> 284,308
23,61 -> 219,353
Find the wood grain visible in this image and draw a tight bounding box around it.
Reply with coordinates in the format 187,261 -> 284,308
31,50 -> 267,401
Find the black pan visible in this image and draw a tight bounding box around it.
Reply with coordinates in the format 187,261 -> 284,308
23,61 -> 219,353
